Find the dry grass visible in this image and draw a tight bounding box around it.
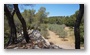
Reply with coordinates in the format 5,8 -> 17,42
46,27 -> 84,49
47,28 -> 75,49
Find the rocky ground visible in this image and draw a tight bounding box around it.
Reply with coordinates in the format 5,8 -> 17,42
5,27 -> 84,49
5,29 -> 62,49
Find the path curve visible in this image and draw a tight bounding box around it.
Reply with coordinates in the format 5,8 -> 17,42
47,29 -> 75,49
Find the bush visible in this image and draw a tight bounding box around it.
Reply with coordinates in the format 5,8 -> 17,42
40,24 -> 49,39
47,24 -> 67,39
41,30 -> 49,39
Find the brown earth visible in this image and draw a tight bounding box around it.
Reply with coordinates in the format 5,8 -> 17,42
47,30 -> 75,49
47,27 -> 84,49
5,27 -> 84,49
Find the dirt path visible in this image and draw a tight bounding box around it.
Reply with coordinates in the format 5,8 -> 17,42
47,28 -> 75,49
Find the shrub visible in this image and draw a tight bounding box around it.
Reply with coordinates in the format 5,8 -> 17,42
47,24 -> 67,39
40,24 -> 49,39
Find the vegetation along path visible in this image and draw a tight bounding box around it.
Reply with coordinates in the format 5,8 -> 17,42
47,28 -> 75,49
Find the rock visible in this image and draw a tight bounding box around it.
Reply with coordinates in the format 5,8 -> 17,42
28,29 -> 62,49
28,29 -> 33,34
42,36 -> 50,46
50,42 -> 54,45
17,36 -> 24,42
21,39 -> 26,43
25,43 -> 32,49
32,45 -> 40,49
49,44 -> 62,49
32,30 -> 41,39
13,47 -> 18,49
38,42 -> 44,48
7,45 -> 17,49
17,33 -> 21,38
51,45 -> 59,49
35,40 -> 41,43
21,31 -> 23,35
12,29 -> 62,49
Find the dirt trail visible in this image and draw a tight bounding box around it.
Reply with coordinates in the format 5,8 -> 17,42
47,28 -> 75,49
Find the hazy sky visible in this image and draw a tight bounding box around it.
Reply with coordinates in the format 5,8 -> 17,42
19,4 -> 79,17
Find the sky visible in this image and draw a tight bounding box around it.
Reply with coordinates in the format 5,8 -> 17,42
19,4 -> 79,17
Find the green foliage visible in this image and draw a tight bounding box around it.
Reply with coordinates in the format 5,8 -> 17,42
30,22 -> 40,29
4,15 -> 10,45
59,30 -> 67,38
14,13 -> 22,29
35,7 -> 49,23
47,24 -> 67,38
43,10 -> 78,27
22,9 -> 36,23
40,24 -> 49,39
4,37 -> 9,45
4,5 -> 84,45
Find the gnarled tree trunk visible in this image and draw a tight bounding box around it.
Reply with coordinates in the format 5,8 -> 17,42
4,4 -> 17,45
13,4 -> 30,43
74,4 -> 84,49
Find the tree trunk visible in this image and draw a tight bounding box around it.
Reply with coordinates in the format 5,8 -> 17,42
13,4 -> 30,43
4,4 -> 17,45
74,4 -> 84,49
